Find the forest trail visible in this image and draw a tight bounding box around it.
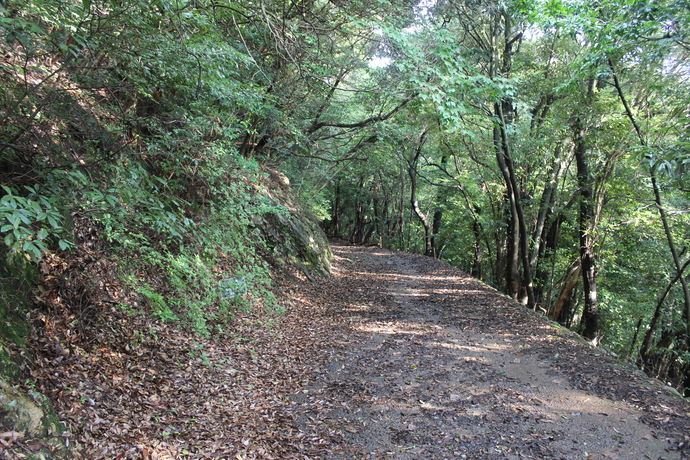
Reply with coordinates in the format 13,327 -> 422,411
289,243 -> 690,460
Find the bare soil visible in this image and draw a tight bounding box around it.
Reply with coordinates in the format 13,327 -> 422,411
288,243 -> 690,460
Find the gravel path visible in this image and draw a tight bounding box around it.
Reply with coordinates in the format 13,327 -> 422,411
289,243 -> 690,460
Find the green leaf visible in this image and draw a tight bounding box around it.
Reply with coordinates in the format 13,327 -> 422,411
22,241 -> 38,255
16,212 -> 32,225
8,214 -> 20,228
106,195 -> 120,206
29,200 -> 43,212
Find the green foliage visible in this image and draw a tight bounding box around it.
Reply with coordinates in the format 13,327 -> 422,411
61,166 -> 195,246
0,186 -> 74,260
0,164 -> 194,260
0,250 -> 35,349
108,147 -> 282,336
137,282 -> 178,323
0,0 -> 299,340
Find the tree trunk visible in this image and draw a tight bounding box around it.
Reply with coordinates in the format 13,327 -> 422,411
650,163 -> 690,337
494,106 -> 535,307
349,177 -> 366,244
395,165 -> 406,248
629,317 -> 644,359
530,142 -> 565,271
408,127 -> 434,257
550,259 -> 581,321
535,211 -> 565,306
330,181 -> 341,238
471,206 -> 483,279
609,58 -> 690,336
640,259 -> 690,360
431,207 -> 443,258
494,128 -> 520,299
572,112 -> 598,341
372,180 -> 382,245
429,156 -> 449,258
487,7 -> 534,307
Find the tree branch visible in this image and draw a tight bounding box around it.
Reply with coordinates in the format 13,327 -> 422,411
306,93 -> 417,134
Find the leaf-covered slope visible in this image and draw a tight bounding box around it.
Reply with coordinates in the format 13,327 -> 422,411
0,163 -> 333,458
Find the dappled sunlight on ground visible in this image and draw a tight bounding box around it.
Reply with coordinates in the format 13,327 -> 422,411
356,322 -> 442,336
288,243 -> 690,460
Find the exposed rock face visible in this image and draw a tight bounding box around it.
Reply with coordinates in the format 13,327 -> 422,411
255,168 -> 332,280
0,379 -> 57,436
0,380 -> 75,458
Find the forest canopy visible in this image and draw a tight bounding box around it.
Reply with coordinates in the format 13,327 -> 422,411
1,0 -> 690,394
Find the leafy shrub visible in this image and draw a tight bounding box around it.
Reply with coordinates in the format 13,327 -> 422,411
0,0 -> 290,337
0,185 -> 74,260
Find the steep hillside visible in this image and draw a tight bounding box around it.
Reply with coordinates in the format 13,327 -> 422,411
0,3 -> 333,455
0,165 -> 332,459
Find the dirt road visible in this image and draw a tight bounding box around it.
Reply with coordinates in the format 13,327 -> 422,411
289,243 -> 690,460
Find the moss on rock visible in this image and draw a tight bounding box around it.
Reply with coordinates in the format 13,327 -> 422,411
256,169 -> 333,279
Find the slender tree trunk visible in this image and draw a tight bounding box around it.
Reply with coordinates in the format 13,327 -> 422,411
429,155 -> 448,258
431,207 -> 443,258
495,226 -> 507,289
550,259 -> 581,321
486,8 -> 529,302
495,142 -> 520,299
641,284 -> 675,363
571,112 -> 598,341
650,169 -> 690,335
330,181 -> 341,238
372,180 -> 381,245
409,165 -> 433,257
530,142 -> 565,271
494,106 -> 536,307
472,215 -> 483,279
629,317 -> 644,359
559,287 -> 579,328
349,177 -> 366,244
408,127 -> 434,257
487,8 -> 534,307
609,58 -> 690,336
397,166 -> 406,248
378,180 -> 391,247
536,211 -> 565,306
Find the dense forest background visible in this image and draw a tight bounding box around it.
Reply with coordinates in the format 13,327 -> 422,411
1,0 -> 690,404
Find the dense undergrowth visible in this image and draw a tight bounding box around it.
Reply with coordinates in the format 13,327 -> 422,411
0,3 -> 307,453
0,0 -> 290,337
